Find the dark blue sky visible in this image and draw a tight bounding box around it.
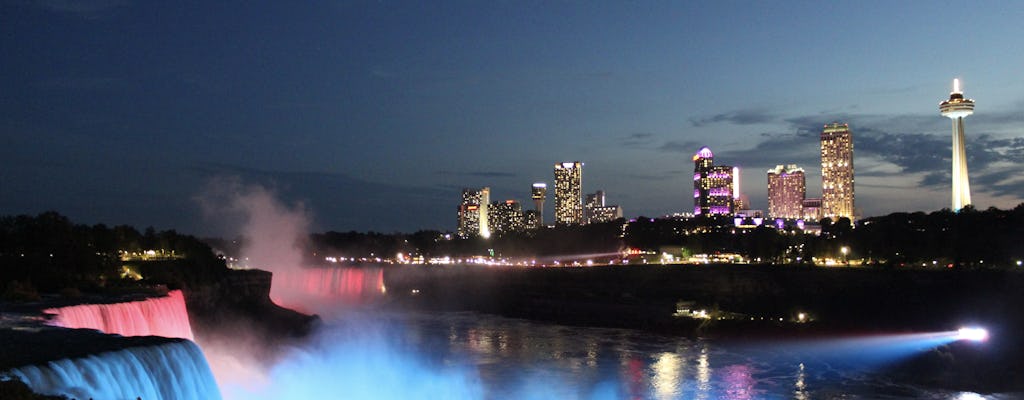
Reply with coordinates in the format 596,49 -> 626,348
3,1 -> 1023,235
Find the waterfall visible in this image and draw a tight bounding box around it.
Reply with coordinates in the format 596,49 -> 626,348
6,340 -> 222,400
270,267 -> 385,312
44,290 -> 194,340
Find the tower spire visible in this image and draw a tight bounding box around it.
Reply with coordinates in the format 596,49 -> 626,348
939,78 -> 975,212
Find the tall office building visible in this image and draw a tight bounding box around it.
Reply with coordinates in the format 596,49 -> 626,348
583,190 -> 623,224
821,123 -> 854,221
531,183 -> 547,226
488,200 -> 524,235
692,147 -> 735,215
767,164 -> 806,219
940,78 -> 974,212
584,190 -> 605,224
456,187 -> 490,238
554,162 -> 583,225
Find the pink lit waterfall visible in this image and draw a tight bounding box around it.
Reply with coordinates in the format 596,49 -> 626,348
44,290 -> 194,340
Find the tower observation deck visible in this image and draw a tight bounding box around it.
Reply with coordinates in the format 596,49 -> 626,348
939,78 -> 974,212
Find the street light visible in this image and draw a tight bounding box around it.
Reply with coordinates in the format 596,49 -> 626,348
841,246 -> 849,264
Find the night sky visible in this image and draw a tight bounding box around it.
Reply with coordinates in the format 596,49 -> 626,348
3,1 -> 1023,235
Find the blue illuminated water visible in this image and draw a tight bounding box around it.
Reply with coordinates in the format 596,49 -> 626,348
220,312 -> 1009,400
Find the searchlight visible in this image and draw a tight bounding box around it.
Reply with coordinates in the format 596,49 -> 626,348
957,327 -> 989,342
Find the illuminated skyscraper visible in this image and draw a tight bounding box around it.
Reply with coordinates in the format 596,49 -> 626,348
940,78 -> 974,212
456,187 -> 490,238
821,123 -> 854,221
531,183 -> 547,226
554,162 -> 583,225
584,190 -> 605,224
767,164 -> 806,219
584,190 -> 623,224
692,147 -> 735,215
488,200 -> 524,235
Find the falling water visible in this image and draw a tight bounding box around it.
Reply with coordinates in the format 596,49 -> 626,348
269,267 -> 385,313
7,340 -> 222,400
44,290 -> 194,340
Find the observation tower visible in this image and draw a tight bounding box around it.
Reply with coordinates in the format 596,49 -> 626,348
939,78 -> 974,212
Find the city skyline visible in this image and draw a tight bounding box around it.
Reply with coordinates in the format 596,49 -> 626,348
2,2 -> 1024,235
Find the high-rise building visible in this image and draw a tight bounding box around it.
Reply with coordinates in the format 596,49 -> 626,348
821,123 -> 854,221
488,200 -> 524,235
531,183 -> 547,226
554,162 -> 583,225
693,147 -> 735,216
584,190 -> 605,224
523,210 -> 541,230
940,78 -> 974,212
583,190 -> 624,224
589,205 -> 623,223
456,187 -> 490,238
767,164 -> 806,219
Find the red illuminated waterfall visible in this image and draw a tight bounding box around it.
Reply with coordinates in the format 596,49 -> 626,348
44,290 -> 194,340
270,267 -> 385,312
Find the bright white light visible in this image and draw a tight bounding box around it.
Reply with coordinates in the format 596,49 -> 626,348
957,327 -> 988,342
953,78 -> 961,94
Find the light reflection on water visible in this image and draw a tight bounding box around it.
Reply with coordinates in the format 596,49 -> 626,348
220,310 -> 1008,400
400,312 -> 1002,400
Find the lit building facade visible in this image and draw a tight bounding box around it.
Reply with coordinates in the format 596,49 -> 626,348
554,162 -> 583,225
767,164 -> 806,219
456,187 -> 490,238
820,123 -> 854,221
940,78 -> 974,212
584,190 -> 605,224
589,205 -> 623,223
692,147 -> 734,216
488,200 -> 524,235
531,183 -> 547,227
801,198 -> 822,221
584,190 -> 623,223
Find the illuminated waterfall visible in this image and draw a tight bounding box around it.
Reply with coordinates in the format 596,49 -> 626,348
44,290 -> 194,340
7,340 -> 222,400
270,267 -> 385,312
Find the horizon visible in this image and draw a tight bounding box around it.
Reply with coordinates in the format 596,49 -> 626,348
3,2 -> 1024,237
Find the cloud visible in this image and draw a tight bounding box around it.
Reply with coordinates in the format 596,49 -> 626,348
658,140 -> 701,154
690,109 -> 775,127
436,170 -> 517,178
714,132 -> 819,170
733,111 -> 1024,200
619,132 -> 655,148
625,170 -> 684,181
853,128 -> 948,174
919,171 -> 948,188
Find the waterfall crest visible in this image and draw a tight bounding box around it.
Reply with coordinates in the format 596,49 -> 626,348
44,290 -> 194,340
7,340 -> 222,400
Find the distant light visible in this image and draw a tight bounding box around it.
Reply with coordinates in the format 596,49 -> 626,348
958,327 -> 989,342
